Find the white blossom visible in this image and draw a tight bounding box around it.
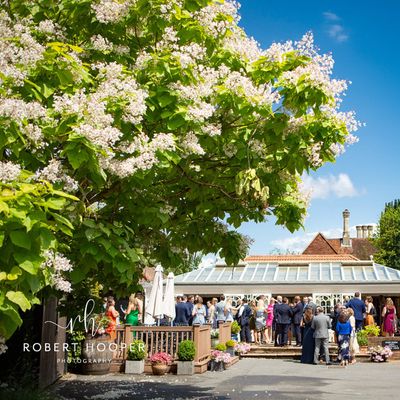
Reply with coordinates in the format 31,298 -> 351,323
91,34 -> 113,52
91,0 -> 135,24
35,159 -> 79,192
0,12 -> 45,85
42,250 -> 74,293
202,123 -> 222,137
0,161 -> 21,183
0,98 -> 47,123
181,132 -> 205,155
0,336 -> 8,355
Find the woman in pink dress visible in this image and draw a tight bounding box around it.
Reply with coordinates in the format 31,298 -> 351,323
266,298 -> 275,344
382,297 -> 397,337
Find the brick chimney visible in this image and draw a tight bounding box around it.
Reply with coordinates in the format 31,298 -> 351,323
356,225 -> 362,239
342,209 -> 351,247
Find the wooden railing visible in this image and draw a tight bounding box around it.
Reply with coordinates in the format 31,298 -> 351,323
114,324 -> 211,363
218,321 -> 232,344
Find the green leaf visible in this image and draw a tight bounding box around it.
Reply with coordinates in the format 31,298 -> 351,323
0,304 -> 23,339
9,230 -> 31,249
6,291 -> 31,312
167,114 -> 186,130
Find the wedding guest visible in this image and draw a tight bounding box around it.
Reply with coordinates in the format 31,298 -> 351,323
192,296 -> 207,325
292,296 -> 303,346
239,298 -> 253,343
300,308 -> 315,364
135,292 -> 144,323
224,297 -> 234,322
105,296 -> 119,341
254,296 -> 266,344
311,307 -> 331,365
124,294 -> 142,326
364,296 -> 376,326
305,296 -> 317,315
266,298 -> 275,344
382,297 -> 397,337
186,295 -> 195,325
302,296 -> 309,310
208,298 -> 218,328
174,296 -> 191,326
249,299 -> 257,342
215,295 -> 226,324
335,310 -> 351,366
274,296 -> 292,347
346,292 -> 366,331
347,308 -> 359,363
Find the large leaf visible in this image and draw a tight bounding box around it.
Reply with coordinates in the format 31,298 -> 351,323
6,291 -> 31,312
9,230 -> 31,250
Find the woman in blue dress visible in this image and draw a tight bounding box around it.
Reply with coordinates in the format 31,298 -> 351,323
300,308 -> 315,364
192,296 -> 207,325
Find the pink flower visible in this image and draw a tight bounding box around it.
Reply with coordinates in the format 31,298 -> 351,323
150,352 -> 172,365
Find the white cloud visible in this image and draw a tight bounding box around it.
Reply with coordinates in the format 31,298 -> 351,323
323,11 -> 340,21
270,224 -> 377,253
323,12 -> 349,42
302,173 -> 359,200
327,24 -> 349,42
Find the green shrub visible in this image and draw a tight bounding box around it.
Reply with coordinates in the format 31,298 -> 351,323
357,330 -> 368,346
225,339 -> 236,348
215,343 -> 227,351
231,321 -> 240,334
177,340 -> 196,361
127,339 -> 147,361
363,324 -> 380,337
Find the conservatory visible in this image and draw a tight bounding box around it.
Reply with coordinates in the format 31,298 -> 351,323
174,255 -> 400,314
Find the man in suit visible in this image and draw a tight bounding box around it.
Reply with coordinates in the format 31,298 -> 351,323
346,292 -> 366,331
311,307 -> 332,365
292,296 -> 303,346
174,296 -> 191,326
274,296 -> 293,347
215,295 -> 226,325
305,296 -> 317,315
185,295 -> 195,326
238,298 -> 252,343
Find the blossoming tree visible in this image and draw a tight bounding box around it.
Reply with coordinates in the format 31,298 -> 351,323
0,0 -> 360,341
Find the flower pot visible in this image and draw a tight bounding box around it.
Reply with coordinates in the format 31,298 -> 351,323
152,363 -> 168,375
226,347 -> 235,356
210,360 -> 225,372
81,335 -> 113,375
359,346 -> 368,354
211,338 -> 219,348
125,360 -> 145,374
177,360 -> 194,375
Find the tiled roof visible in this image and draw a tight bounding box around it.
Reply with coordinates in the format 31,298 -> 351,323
244,254 -> 358,262
302,232 -> 377,260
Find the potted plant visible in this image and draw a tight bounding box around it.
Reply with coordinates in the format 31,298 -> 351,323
369,345 -> 393,362
214,343 -> 227,352
356,330 -> 369,352
177,340 -> 196,375
234,342 -> 251,356
225,340 -> 236,356
231,321 -> 240,341
210,329 -> 219,348
210,350 -> 231,371
81,313 -> 113,375
125,340 -> 147,374
150,352 -> 172,375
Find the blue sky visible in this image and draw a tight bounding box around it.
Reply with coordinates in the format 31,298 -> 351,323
234,1 -> 400,254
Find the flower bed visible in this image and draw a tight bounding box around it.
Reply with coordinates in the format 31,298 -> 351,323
369,346 -> 393,362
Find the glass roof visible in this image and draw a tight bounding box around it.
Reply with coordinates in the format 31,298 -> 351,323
174,262 -> 400,284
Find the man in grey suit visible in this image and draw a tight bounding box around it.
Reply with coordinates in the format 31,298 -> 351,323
311,307 -> 332,365
215,295 -> 226,324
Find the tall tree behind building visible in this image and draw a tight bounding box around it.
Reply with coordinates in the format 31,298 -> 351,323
373,200 -> 400,270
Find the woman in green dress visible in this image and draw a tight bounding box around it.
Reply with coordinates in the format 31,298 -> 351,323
124,294 -> 141,326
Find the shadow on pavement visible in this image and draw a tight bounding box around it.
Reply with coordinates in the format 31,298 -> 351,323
52,379 -> 229,400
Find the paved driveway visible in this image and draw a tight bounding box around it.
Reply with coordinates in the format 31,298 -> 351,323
53,359 -> 400,400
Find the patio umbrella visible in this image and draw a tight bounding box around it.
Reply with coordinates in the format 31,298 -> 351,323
145,264 -> 164,323
163,272 -> 175,322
